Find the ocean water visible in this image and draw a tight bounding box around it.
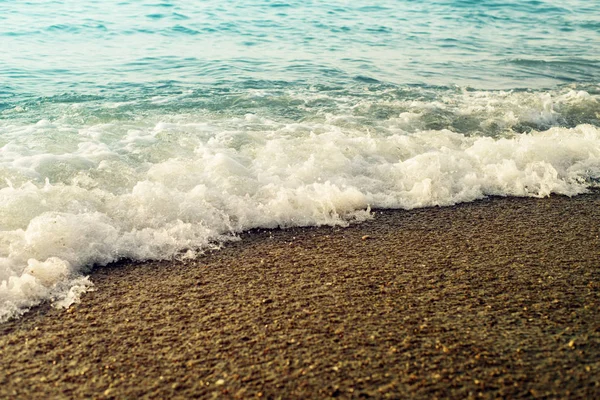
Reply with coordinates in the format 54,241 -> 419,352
1,0 -> 600,321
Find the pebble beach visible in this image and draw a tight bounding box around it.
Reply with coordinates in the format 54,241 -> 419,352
2,193 -> 599,399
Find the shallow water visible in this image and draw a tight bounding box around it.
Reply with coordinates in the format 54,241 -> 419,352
1,0 -> 600,321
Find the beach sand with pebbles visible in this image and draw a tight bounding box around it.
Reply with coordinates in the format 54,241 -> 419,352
1,194 -> 599,399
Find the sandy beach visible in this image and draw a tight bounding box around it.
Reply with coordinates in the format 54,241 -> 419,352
1,193 -> 599,399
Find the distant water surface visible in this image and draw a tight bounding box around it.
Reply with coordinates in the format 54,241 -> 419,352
1,0 -> 599,99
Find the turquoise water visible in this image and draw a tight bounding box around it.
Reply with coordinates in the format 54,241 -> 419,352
1,0 -> 599,101
1,1 -> 600,320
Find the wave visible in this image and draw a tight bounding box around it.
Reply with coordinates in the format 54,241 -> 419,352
1,84 -> 600,321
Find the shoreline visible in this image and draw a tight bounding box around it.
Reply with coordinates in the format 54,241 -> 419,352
1,194 -> 599,398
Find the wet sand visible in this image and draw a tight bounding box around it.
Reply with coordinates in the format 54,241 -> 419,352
1,194 -> 599,399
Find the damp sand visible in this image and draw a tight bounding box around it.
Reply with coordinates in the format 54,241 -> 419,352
1,194 -> 599,399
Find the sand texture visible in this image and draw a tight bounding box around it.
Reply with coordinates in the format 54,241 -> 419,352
1,194 -> 599,399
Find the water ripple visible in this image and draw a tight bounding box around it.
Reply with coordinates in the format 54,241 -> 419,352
0,0 -> 598,97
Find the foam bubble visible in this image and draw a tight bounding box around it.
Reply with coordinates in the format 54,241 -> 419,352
1,86 -> 600,321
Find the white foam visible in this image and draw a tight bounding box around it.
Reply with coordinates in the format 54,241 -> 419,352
1,87 -> 600,321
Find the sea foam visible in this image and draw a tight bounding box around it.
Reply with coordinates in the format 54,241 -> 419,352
1,86 -> 599,321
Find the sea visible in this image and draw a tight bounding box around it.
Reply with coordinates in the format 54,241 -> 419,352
1,0 -> 599,322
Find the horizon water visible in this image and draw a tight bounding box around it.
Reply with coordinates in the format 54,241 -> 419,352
1,0 -> 600,321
